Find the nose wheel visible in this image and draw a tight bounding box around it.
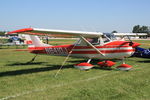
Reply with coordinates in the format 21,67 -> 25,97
116,58 -> 132,71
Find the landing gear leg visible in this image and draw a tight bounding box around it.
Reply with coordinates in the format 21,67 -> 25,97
116,58 -> 132,71
122,58 -> 125,64
27,54 -> 38,63
87,59 -> 92,63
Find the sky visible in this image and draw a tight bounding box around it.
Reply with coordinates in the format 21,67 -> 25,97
0,0 -> 150,32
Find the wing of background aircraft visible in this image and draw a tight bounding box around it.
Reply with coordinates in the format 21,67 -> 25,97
7,28 -> 103,38
113,33 -> 147,36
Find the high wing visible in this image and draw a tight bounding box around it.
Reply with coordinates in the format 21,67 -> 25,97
7,28 -> 147,38
7,28 -> 103,38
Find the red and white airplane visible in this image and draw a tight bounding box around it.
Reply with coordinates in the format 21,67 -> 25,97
7,28 -> 141,70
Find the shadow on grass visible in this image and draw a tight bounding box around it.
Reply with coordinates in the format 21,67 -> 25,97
6,62 -> 46,66
92,67 -> 113,71
0,64 -> 73,77
1,59 -> 120,77
137,60 -> 150,63
68,60 -> 87,63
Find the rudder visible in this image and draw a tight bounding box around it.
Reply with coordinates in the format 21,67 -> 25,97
23,35 -> 50,47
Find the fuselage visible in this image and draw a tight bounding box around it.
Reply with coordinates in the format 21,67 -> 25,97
28,41 -> 139,59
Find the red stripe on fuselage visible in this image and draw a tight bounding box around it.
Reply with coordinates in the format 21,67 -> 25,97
74,45 -> 130,49
28,45 -> 131,50
71,49 -> 134,54
29,47 -> 134,55
28,45 -> 73,54
30,50 -> 47,54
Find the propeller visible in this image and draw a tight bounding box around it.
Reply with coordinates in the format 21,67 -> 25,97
125,35 -> 141,48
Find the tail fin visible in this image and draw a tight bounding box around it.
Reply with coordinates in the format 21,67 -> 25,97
24,35 -> 50,47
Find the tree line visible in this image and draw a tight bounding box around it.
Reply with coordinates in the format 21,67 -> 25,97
132,25 -> 150,34
112,25 -> 150,36
0,31 -> 5,36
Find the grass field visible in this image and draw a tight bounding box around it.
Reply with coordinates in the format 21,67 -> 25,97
0,39 -> 150,100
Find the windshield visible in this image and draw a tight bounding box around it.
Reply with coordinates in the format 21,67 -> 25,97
102,33 -> 117,43
103,33 -> 116,40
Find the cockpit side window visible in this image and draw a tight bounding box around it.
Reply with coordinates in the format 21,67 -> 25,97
76,37 -> 100,46
87,38 -> 100,45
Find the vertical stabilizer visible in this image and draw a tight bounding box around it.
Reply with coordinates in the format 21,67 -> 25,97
24,35 -> 50,47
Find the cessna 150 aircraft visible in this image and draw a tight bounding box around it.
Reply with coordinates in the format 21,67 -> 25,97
7,28 -> 143,71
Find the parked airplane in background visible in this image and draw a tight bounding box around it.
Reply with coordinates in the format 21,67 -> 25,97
133,47 -> 150,58
7,28 -> 143,71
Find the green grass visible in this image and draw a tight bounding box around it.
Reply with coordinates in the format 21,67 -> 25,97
0,40 -> 150,100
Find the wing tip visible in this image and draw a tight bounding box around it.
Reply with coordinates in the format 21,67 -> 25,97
7,28 -> 33,34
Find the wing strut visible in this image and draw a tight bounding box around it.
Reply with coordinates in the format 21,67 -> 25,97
54,40 -> 81,77
80,36 -> 105,56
